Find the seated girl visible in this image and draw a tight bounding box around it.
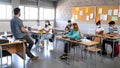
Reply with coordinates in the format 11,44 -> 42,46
60,23 -> 82,59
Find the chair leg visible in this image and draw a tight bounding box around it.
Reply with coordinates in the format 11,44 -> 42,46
7,56 -> 9,66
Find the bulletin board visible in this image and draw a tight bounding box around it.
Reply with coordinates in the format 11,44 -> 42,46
96,5 -> 120,24
71,6 -> 96,22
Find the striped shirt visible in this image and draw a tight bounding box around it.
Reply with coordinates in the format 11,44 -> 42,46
109,26 -> 118,34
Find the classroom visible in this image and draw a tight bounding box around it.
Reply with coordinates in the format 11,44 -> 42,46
0,0 -> 120,68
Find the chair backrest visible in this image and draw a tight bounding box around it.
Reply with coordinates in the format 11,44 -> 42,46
93,37 -> 101,44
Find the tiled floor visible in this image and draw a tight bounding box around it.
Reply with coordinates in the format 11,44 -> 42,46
1,40 -> 120,68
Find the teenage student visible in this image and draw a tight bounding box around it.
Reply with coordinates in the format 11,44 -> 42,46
101,21 -> 118,56
10,8 -> 38,61
65,20 -> 72,33
95,20 -> 104,34
60,23 -> 82,59
31,20 -> 42,45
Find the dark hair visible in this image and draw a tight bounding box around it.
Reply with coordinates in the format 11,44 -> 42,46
37,20 -> 40,22
14,8 -> 20,15
45,20 -> 51,25
96,20 -> 101,25
109,21 -> 115,25
68,20 -> 71,23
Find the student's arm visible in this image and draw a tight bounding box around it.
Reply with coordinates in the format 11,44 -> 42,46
18,20 -> 28,33
66,31 -> 80,39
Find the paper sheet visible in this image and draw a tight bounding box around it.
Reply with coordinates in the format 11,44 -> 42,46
103,14 -> 107,20
85,8 -> 89,13
80,10 -> 83,16
75,15 -> 78,20
111,16 -> 118,21
100,14 -> 104,20
118,12 -> 120,17
108,9 -> 112,15
86,16 -> 89,21
98,8 -> 102,14
113,9 -> 118,15
75,8 -> 79,11
90,13 -> 93,19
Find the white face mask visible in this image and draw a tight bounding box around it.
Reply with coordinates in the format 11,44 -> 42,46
45,23 -> 48,25
97,25 -> 100,28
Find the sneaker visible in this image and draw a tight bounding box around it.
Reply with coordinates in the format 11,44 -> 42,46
31,56 -> 39,61
102,51 -> 107,55
60,54 -> 68,60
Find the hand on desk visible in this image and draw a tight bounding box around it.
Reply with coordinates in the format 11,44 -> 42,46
62,35 -> 66,38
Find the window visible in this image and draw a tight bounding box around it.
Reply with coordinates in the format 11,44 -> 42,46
6,5 -> 12,19
29,7 -> 38,20
0,4 -> 12,20
25,6 -> 38,20
39,8 -> 54,20
39,8 -> 44,20
19,6 -> 24,20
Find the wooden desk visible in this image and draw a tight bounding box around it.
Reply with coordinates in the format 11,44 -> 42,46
84,33 -> 120,58
84,33 -> 120,40
56,36 -> 99,47
0,40 -> 26,68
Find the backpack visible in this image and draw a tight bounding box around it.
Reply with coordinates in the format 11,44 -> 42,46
111,42 -> 119,57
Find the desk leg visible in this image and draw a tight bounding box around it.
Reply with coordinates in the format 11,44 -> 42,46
0,46 -> 2,68
38,34 -> 41,52
23,43 -> 26,68
112,40 -> 115,59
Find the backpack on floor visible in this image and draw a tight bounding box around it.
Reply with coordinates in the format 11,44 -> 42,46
111,42 -> 119,57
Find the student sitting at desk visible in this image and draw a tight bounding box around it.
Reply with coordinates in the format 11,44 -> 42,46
65,20 -> 72,33
31,20 -> 42,45
102,21 -> 118,56
60,23 -> 82,59
44,20 -> 54,42
95,20 -> 104,35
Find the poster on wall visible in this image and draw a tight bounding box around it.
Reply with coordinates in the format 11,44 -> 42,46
118,12 -> 120,17
100,14 -> 107,20
75,8 -> 79,12
80,10 -> 83,16
75,15 -> 78,20
108,9 -> 112,15
90,13 -> 93,19
98,8 -> 102,14
86,16 -> 89,21
111,16 -> 118,21
113,9 -> 118,15
85,8 -> 89,13
118,6 -> 120,17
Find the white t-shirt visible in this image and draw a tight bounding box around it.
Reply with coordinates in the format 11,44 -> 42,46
44,25 -> 52,34
32,24 -> 42,30
95,26 -> 104,33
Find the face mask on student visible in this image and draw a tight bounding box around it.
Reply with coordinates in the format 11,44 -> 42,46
97,25 -> 100,28
45,22 -> 48,25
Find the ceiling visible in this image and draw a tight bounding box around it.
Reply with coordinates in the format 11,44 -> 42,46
25,0 -> 58,2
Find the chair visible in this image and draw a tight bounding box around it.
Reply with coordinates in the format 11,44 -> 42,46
86,47 -> 101,68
